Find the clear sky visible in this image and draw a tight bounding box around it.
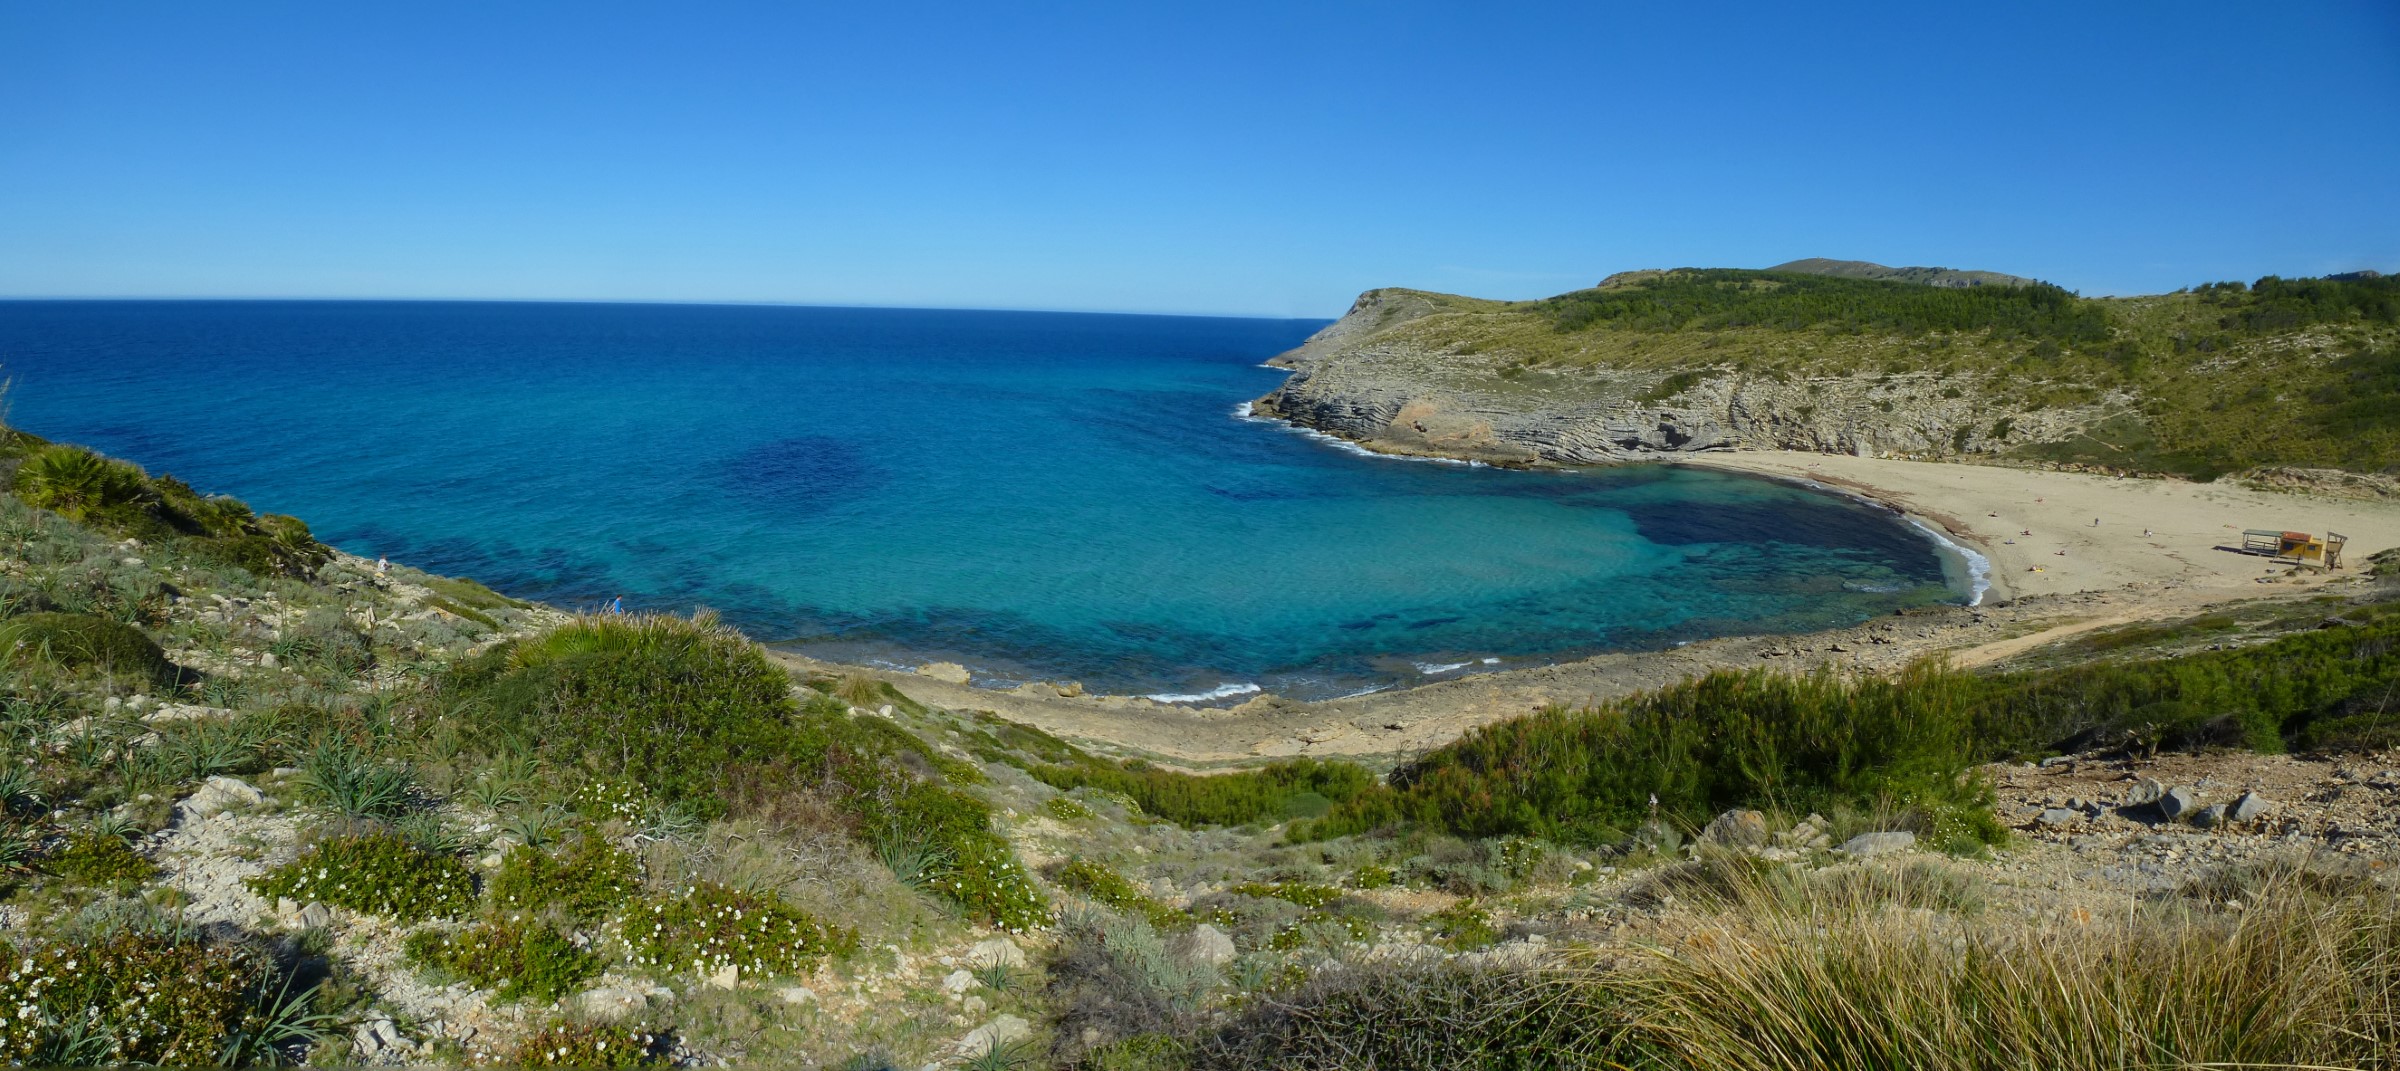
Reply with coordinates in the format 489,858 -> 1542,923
3,1 -> 2395,317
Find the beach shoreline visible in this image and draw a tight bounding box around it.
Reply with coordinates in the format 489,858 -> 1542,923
776,435 -> 2400,768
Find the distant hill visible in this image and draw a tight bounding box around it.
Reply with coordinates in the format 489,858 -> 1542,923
1255,266 -> 2400,481
1769,258 -> 2041,289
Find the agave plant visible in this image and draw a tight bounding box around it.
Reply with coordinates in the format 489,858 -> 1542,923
12,444 -> 155,520
297,740 -> 417,821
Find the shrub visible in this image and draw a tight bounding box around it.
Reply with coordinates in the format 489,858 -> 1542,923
405,917 -> 602,1003
249,830 -> 477,922
10,444 -> 155,524
1976,608 -> 2400,753
886,782 -> 1051,930
1053,858 -> 1186,929
1196,959 -> 1625,1071
446,614 -> 801,815
941,833 -> 1052,934
506,1019 -> 664,1068
1046,912 -> 1220,1066
45,829 -> 158,886
1425,900 -> 1500,951
0,611 -> 175,684
1044,795 -> 1096,821
0,932 -> 313,1067
296,740 -> 417,820
1029,757 -> 1377,828
491,837 -> 643,920
1295,665 -> 1998,849
619,881 -> 855,980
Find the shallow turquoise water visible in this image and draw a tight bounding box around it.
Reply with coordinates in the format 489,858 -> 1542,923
0,301 -> 1971,699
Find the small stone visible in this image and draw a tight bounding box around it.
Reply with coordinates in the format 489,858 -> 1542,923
1839,831 -> 1916,857
2159,786 -> 2201,821
2192,803 -> 2229,829
1701,809 -> 1769,848
2230,791 -> 2273,822
941,969 -> 976,996
296,903 -> 334,931
182,776 -> 264,819
1054,681 -> 1085,698
962,995 -> 988,1017
2123,778 -> 2166,806
1186,924 -> 1236,965
705,965 -> 739,990
777,985 -> 816,1005
2037,808 -> 2080,827
970,937 -> 1027,969
957,1014 -> 1031,1057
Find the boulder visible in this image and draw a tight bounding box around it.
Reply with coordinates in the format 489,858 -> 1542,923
970,937 -> 1027,969
704,965 -> 740,990
2192,803 -> 2229,830
2159,786 -> 2201,821
917,662 -> 972,685
941,969 -> 976,996
957,1014 -> 1031,1058
1701,809 -> 1769,848
2230,791 -> 2273,823
181,776 -> 263,819
1185,924 -> 1236,966
2122,778 -> 2166,806
1839,832 -> 1916,857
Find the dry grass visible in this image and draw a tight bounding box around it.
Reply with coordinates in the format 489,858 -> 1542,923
1614,867 -> 2400,1071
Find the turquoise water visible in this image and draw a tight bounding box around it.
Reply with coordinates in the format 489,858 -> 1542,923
0,301 -> 1971,700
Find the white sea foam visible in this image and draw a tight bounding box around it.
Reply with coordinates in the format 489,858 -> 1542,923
1144,682 -> 1263,704
1413,660 -> 1473,675
1906,517 -> 1993,606
1231,402 -> 1489,467
1331,684 -> 1393,700
1480,657 -> 1501,664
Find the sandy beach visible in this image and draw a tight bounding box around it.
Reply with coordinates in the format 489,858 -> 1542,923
776,454 -> 2400,768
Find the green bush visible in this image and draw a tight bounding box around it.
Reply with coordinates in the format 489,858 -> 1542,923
620,881 -> 855,980
445,614 -> 801,815
1425,901 -> 1500,951
941,833 -> 1052,934
507,1020 -> 663,1068
1029,757 -> 1377,828
0,932 -> 314,1067
250,830 -> 477,922
406,917 -> 602,1003
1975,607 -> 2400,752
45,830 -> 158,886
1294,665 -> 1997,849
0,611 -> 174,683
1054,858 -> 1186,929
10,445 -> 156,524
490,837 -> 642,920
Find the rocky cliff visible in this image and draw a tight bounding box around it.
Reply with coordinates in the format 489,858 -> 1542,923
1253,287 -> 2124,467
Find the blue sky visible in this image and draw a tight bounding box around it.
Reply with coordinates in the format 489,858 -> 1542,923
3,2 -> 2395,317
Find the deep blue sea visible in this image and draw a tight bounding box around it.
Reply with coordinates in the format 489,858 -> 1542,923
0,301 -> 1975,700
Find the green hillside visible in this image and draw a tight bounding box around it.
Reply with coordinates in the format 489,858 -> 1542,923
1328,268 -> 2400,479
1768,257 -> 2041,288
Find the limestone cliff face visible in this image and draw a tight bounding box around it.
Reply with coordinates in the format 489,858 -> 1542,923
1255,292 -> 2123,466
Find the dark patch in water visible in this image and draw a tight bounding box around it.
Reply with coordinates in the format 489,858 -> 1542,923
1406,616 -> 1464,630
718,436 -> 878,509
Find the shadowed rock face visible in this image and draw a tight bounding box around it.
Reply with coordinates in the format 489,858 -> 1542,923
1252,289 -> 2118,466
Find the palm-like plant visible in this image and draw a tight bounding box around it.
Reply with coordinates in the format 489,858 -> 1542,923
12,445 -> 155,520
